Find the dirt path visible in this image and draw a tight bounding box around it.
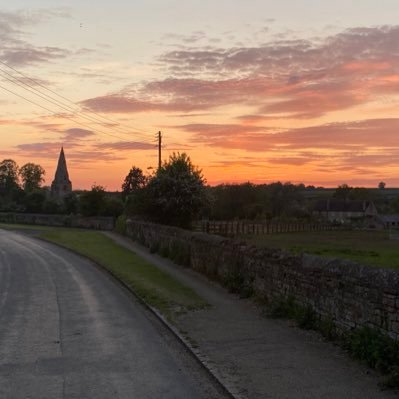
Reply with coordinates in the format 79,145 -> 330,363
105,232 -> 398,399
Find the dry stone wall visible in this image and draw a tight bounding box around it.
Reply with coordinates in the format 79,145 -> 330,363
0,212 -> 115,230
126,220 -> 399,339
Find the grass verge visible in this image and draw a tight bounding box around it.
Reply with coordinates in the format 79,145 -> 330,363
244,230 -> 399,269
0,224 -> 208,321
266,295 -> 399,389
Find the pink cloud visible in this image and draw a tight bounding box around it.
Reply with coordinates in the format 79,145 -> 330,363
64,128 -> 94,139
15,141 -> 126,163
16,142 -> 69,154
80,25 -> 399,119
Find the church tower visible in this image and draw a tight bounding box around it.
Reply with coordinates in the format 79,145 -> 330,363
51,147 -> 72,199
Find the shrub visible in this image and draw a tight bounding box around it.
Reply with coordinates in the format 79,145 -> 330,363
346,327 -> 399,374
115,215 -> 127,235
266,297 -> 399,389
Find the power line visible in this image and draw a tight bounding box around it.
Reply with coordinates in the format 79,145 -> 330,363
0,67 -> 150,141
0,59 -> 150,138
0,71 -> 87,119
0,68 -> 150,142
0,59 -> 148,132
0,83 -> 152,144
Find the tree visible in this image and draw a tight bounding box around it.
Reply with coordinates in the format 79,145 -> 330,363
333,184 -> 353,200
79,185 -> 107,216
122,166 -> 147,199
24,190 -> 46,213
42,198 -> 62,214
63,192 -> 79,214
378,181 -> 386,190
139,153 -> 207,227
102,197 -> 124,217
19,163 -> 45,192
391,196 -> 399,213
207,183 -> 259,220
349,187 -> 372,201
0,159 -> 19,193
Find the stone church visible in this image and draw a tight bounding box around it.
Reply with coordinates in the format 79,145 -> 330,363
51,147 -> 72,199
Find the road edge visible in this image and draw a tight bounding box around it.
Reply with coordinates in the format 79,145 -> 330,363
36,234 -> 243,399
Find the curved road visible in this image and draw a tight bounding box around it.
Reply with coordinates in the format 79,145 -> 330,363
0,230 -> 227,399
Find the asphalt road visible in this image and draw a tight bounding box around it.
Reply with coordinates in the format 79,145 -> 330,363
0,230 -> 227,399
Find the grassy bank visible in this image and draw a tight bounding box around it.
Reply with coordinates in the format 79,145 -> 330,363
244,230 -> 399,269
266,295 -> 399,388
0,224 -> 208,320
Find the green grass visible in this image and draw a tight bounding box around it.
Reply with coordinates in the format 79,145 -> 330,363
0,224 -> 208,320
0,223 -> 56,232
265,295 -> 399,388
244,230 -> 399,269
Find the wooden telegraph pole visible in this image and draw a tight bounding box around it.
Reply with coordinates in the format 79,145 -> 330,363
157,131 -> 162,170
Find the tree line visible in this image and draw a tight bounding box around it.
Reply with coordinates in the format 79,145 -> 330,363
0,159 -> 123,216
0,159 -> 48,213
2,155 -> 399,226
121,166 -> 399,225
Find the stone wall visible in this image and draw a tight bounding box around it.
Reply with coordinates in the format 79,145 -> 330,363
0,212 -> 115,230
126,220 -> 399,339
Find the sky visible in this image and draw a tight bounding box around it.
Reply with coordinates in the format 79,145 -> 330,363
1,1 -> 399,190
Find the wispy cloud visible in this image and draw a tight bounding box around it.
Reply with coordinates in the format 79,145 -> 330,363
82,25 -> 399,120
15,141 -> 126,163
16,141 -> 69,154
175,118 -> 399,153
63,128 -> 94,139
0,8 -> 95,67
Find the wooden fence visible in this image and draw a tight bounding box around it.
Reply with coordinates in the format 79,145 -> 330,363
192,220 -> 340,236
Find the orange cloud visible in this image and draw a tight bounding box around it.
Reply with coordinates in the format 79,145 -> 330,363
176,118 -> 399,153
82,25 -> 399,120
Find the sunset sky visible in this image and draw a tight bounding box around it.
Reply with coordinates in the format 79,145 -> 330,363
1,1 -> 399,190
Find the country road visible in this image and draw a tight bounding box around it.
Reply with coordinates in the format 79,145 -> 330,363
0,230 -> 228,399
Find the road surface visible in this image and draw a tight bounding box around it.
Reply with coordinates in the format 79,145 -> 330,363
0,230 -> 227,399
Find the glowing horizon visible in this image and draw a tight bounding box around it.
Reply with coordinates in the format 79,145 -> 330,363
1,2 -> 399,190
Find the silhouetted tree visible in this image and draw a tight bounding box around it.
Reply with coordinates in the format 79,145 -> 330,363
63,192 -> 79,214
122,166 -> 147,200
207,183 -> 256,220
333,184 -> 353,200
19,163 -> 45,192
42,198 -> 62,214
349,187 -> 373,201
102,197 -> 124,217
79,185 -> 107,216
138,153 -> 207,227
0,159 -> 19,193
391,196 -> 399,213
378,181 -> 386,190
205,181 -> 305,221
24,190 -> 46,213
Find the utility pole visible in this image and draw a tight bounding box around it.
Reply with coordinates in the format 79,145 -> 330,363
157,131 -> 162,170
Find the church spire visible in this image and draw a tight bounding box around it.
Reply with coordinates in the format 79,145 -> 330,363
54,146 -> 70,181
51,147 -> 72,200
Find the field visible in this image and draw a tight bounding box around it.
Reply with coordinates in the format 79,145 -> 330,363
243,230 -> 399,269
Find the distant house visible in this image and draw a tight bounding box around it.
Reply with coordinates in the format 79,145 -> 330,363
313,199 -> 378,223
380,215 -> 399,229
